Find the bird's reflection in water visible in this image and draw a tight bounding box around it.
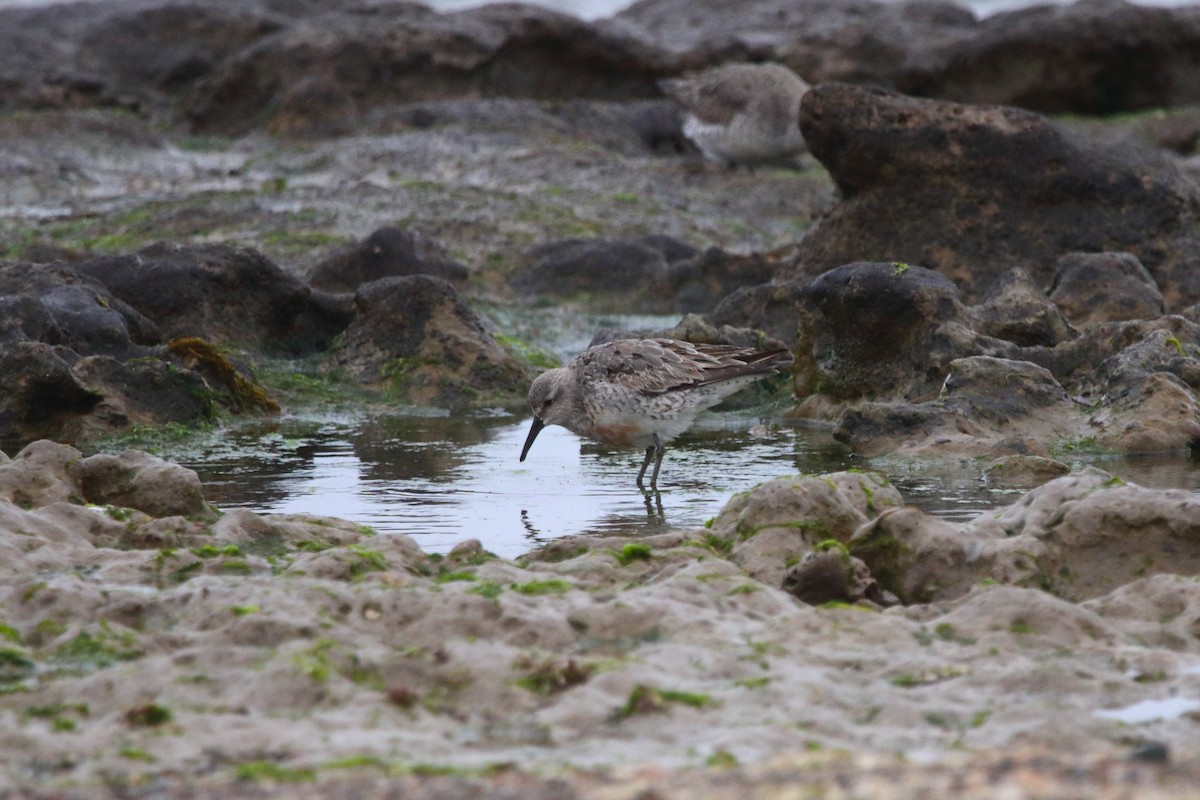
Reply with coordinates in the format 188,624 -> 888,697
643,491 -> 665,522
520,490 -> 669,547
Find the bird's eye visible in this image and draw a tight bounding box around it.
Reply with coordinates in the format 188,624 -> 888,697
541,397 -> 553,411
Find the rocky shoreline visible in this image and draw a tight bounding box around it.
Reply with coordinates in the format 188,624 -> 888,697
3,0 -> 1200,795
1,440 -> 1199,795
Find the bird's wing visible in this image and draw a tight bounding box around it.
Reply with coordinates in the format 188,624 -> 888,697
575,339 -> 790,395
662,67 -> 758,126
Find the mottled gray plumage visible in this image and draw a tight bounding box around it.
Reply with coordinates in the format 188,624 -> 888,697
659,62 -> 810,169
520,338 -> 792,490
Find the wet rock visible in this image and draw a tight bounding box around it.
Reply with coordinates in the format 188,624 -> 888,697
984,455 -> 1072,486
792,83 -> 1200,304
74,242 -> 351,355
1075,322 -> 1200,402
308,227 -> 469,293
327,275 -> 528,407
1048,252 -> 1167,327
707,471 -> 903,586
966,267 -> 1077,347
792,262 -> 988,401
184,4 -> 669,135
81,450 -> 212,520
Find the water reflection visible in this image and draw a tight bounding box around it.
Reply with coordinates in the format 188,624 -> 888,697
166,413 -> 1200,559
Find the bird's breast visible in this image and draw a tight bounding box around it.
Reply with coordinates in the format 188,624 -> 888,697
588,422 -> 645,448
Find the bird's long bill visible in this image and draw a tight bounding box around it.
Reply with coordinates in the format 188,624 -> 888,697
519,417 -> 546,462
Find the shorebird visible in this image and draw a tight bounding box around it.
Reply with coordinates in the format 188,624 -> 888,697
519,338 -> 792,491
659,62 -> 810,169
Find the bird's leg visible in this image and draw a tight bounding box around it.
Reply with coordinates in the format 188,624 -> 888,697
636,445 -> 655,491
648,434 -> 665,492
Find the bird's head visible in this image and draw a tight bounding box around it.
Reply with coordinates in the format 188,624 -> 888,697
520,368 -> 571,461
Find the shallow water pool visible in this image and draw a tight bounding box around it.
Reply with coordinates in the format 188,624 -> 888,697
172,412 -> 1200,559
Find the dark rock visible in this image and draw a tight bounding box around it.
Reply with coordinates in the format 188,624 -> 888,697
1019,316 -> 1198,384
77,3 -> 282,94
831,319 -> 1200,456
309,227 -> 469,293
708,279 -> 807,345
911,0 -> 1200,114
81,449 -> 212,519
1153,235 -> 1200,312
0,0 -> 288,116
831,356 -> 1079,458
379,97 -> 686,156
618,0 -> 976,88
832,401 -> 953,457
939,357 -> 1071,425
0,295 -> 62,346
0,263 -> 160,356
0,342 -> 100,444
781,544 -> 885,607
793,262 -> 990,401
266,75 -> 359,138
74,242 -> 349,355
967,267 -> 1077,347
623,0 -> 1200,115
653,313 -> 789,352
791,83 -> 1200,304
327,275 -> 528,407
510,236 -> 688,311
663,248 -> 777,314
1135,107 -> 1200,155
166,338 -> 280,415
1048,252 -> 1166,327
184,4 -> 670,135
1129,742 -> 1170,764
1076,324 -> 1200,451
18,243 -> 89,265
70,354 -> 220,434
